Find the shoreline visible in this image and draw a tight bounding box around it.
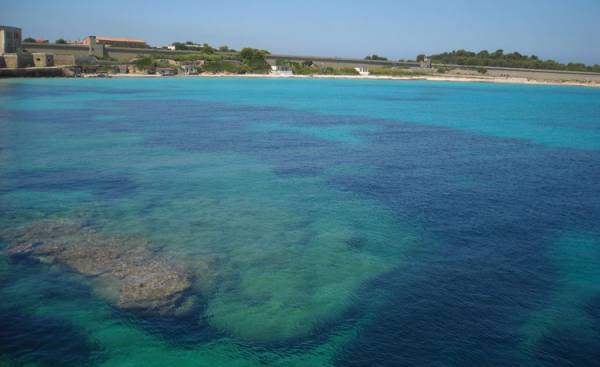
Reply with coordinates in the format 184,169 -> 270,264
86,72 -> 600,88
2,70 -> 598,88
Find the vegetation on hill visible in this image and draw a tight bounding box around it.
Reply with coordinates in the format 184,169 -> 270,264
218,45 -> 236,52
369,67 -> 426,77
203,60 -> 248,74
239,48 -> 271,72
428,49 -> 600,73
365,55 -> 388,61
171,42 -> 216,53
133,57 -> 154,71
195,48 -> 271,74
276,60 -> 359,75
131,48 -> 271,74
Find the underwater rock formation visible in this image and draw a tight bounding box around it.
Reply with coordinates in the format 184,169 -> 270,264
3,219 -> 194,316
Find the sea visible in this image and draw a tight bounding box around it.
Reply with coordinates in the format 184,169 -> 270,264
0,77 -> 599,366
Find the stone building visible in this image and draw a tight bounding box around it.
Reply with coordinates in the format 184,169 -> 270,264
84,36 -> 106,58
354,66 -> 370,76
270,65 -> 293,76
0,25 -> 22,54
3,53 -> 33,68
32,53 -> 54,67
420,57 -> 432,69
178,60 -> 204,75
0,25 -> 35,69
84,36 -> 149,48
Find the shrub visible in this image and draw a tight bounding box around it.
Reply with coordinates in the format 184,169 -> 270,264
239,48 -> 270,73
134,57 -> 154,70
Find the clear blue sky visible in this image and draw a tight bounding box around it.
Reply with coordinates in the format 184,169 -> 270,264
3,0 -> 600,64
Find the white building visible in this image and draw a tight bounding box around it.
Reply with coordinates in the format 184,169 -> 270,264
270,65 -> 293,76
355,67 -> 370,76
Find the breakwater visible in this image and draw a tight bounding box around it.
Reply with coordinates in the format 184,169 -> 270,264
0,66 -> 76,78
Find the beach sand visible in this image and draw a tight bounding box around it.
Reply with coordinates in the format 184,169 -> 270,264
97,72 -> 600,88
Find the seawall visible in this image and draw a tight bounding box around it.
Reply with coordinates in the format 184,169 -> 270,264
0,67 -> 74,78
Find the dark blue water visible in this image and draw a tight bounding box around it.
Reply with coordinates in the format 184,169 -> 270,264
0,78 -> 599,366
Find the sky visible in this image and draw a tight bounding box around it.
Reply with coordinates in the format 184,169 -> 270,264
2,0 -> 600,64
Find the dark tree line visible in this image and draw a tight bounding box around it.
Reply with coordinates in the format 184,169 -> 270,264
427,49 -> 600,73
365,54 -> 388,61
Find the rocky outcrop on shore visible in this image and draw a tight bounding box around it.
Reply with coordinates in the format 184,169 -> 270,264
3,219 -> 196,316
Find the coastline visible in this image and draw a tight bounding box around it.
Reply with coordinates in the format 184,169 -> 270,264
90,72 -> 600,88
2,69 -> 598,88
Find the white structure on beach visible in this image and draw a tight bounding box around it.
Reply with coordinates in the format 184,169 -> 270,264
271,65 -> 293,76
355,67 -> 370,76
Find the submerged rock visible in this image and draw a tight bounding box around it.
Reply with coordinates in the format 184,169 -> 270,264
3,219 -> 194,316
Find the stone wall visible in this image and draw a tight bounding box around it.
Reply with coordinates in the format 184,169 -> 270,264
484,68 -> 600,83
53,54 -> 76,66
22,43 -> 91,57
444,65 -> 600,83
266,54 -> 419,69
32,53 -> 55,67
22,42 -> 202,61
3,53 -> 33,68
0,67 -> 68,78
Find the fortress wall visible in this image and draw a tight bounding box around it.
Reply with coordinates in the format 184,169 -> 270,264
22,43 -> 90,57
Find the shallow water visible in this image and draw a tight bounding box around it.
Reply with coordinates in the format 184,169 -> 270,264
0,77 -> 599,366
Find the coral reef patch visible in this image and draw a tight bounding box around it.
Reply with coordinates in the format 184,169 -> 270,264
3,219 -> 195,317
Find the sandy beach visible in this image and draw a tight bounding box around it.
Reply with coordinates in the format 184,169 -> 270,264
95,72 -> 600,88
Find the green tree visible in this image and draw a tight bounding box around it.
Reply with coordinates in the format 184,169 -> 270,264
201,43 -> 215,54
134,57 -> 154,70
24,37 -> 36,43
416,54 -> 426,62
428,48 -> 599,72
239,48 -> 270,72
172,42 -> 188,50
55,38 -> 67,44
365,54 -> 388,61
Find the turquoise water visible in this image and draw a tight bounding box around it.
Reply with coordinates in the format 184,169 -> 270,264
1,77 -> 599,366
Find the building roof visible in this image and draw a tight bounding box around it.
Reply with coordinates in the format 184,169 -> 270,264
94,36 -> 147,44
0,25 -> 22,31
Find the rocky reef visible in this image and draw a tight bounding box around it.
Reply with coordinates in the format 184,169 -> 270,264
3,219 -> 196,317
